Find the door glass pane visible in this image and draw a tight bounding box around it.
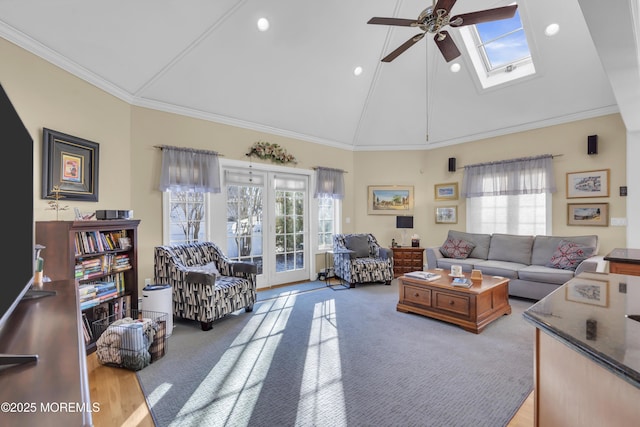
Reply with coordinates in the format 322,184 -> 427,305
275,188 -> 305,273
226,184 -> 263,274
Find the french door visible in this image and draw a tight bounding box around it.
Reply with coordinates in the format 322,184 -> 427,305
221,164 -> 310,288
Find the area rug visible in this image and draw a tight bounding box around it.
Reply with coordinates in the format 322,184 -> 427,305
137,281 -> 534,427
256,280 -> 329,301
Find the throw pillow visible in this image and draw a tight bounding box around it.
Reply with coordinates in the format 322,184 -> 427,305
546,240 -> 595,270
345,235 -> 370,258
440,238 -> 476,259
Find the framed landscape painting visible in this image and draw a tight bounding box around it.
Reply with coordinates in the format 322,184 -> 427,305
566,169 -> 609,198
567,203 -> 609,226
367,185 -> 414,215
435,206 -> 457,224
434,182 -> 458,201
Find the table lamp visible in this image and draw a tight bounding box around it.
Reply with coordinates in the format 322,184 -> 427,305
396,216 -> 414,247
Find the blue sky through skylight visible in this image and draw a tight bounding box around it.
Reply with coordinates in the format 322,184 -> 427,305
475,10 -> 530,70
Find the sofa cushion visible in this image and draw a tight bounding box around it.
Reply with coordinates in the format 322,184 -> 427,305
436,257 -> 483,272
488,234 -> 534,265
447,230 -> 491,260
345,234 -> 370,258
183,262 -> 220,286
518,265 -> 575,285
546,240 -> 595,270
531,235 -> 599,266
440,238 -> 476,259
472,260 -> 526,280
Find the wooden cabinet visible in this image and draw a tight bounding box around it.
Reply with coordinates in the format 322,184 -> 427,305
36,219 -> 140,353
392,247 -> 424,277
605,248 -> 640,275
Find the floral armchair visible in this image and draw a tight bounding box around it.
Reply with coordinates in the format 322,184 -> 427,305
332,233 -> 393,287
154,242 -> 257,331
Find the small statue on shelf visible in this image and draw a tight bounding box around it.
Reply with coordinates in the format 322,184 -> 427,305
46,185 -> 69,220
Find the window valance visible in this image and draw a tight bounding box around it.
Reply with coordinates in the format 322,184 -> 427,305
158,145 -> 221,193
461,154 -> 556,198
314,167 -> 345,199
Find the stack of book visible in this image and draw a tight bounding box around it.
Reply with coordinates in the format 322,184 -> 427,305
79,284 -> 99,310
112,254 -> 131,272
95,281 -> 118,302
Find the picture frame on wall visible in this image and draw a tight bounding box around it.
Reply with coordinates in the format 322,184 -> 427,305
565,277 -> 609,307
566,169 -> 610,198
434,182 -> 458,201
567,203 -> 609,226
367,185 -> 414,215
435,206 -> 457,224
41,128 -> 100,202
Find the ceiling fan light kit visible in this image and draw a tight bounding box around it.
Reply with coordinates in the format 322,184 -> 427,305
368,0 -> 517,63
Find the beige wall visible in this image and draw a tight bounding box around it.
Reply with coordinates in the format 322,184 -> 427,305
2,37 -> 627,294
354,114 -> 627,256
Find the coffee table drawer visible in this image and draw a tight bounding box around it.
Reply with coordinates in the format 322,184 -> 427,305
402,285 -> 431,306
434,292 -> 470,316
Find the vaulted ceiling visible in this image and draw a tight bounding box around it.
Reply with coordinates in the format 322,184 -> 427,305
0,0 -> 634,151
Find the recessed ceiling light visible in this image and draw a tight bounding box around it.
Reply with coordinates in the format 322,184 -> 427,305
450,63 -> 461,73
353,66 -> 363,76
545,23 -> 559,36
257,17 -> 270,32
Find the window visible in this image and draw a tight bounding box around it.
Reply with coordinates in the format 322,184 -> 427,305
318,196 -> 339,251
459,7 -> 535,89
463,155 -> 555,235
467,193 -> 550,235
164,191 -> 208,245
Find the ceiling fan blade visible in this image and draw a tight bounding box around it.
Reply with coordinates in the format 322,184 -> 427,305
434,30 -> 461,62
381,33 -> 426,62
367,17 -> 419,27
433,0 -> 457,15
450,5 -> 517,27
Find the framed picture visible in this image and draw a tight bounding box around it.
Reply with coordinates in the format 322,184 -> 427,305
566,169 -> 609,198
42,128 -> 100,202
565,277 -> 609,307
367,185 -> 414,215
434,182 -> 458,201
435,206 -> 457,224
567,203 -> 609,226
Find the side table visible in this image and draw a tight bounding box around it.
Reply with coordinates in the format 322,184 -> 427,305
391,246 -> 424,278
604,248 -> 640,275
325,249 -> 355,289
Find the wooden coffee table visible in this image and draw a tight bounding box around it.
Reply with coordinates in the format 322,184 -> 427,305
397,269 -> 511,333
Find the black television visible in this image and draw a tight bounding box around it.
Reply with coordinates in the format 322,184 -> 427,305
0,83 -> 41,365
396,215 -> 414,229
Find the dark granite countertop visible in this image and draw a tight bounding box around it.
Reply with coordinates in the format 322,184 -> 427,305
604,248 -> 640,264
523,271 -> 640,389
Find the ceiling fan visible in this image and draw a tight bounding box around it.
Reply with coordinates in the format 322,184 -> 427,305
368,0 -> 518,63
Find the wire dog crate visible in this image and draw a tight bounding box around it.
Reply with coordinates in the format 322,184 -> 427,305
93,309 -> 168,370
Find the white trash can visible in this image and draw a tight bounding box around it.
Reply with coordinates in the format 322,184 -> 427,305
142,284 -> 173,337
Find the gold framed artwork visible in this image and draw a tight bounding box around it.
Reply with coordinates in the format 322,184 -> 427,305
565,277 -> 609,307
435,206 -> 457,224
567,203 -> 609,226
566,169 -> 610,198
434,182 -> 458,201
367,185 -> 414,215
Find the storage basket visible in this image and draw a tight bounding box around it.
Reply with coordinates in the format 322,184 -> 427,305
92,309 -> 168,370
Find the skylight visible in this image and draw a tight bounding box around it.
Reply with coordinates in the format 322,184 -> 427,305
459,7 -> 536,89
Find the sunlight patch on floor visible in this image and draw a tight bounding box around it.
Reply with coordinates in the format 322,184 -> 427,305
170,294 -> 297,426
296,298 -> 347,426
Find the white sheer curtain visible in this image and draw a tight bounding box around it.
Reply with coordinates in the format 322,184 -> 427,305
461,154 -> 556,197
313,167 -> 345,199
158,146 -> 221,193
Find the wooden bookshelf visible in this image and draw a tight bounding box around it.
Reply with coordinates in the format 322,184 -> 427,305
36,219 -> 140,353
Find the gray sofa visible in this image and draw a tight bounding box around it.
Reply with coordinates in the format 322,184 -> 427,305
425,230 -> 606,300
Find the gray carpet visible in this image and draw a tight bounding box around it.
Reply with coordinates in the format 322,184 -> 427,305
256,280 -> 330,301
137,280 -> 534,427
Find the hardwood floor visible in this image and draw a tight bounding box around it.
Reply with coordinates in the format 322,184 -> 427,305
87,352 -> 534,426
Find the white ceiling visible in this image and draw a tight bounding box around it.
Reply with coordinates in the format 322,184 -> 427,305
0,0 -> 632,151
